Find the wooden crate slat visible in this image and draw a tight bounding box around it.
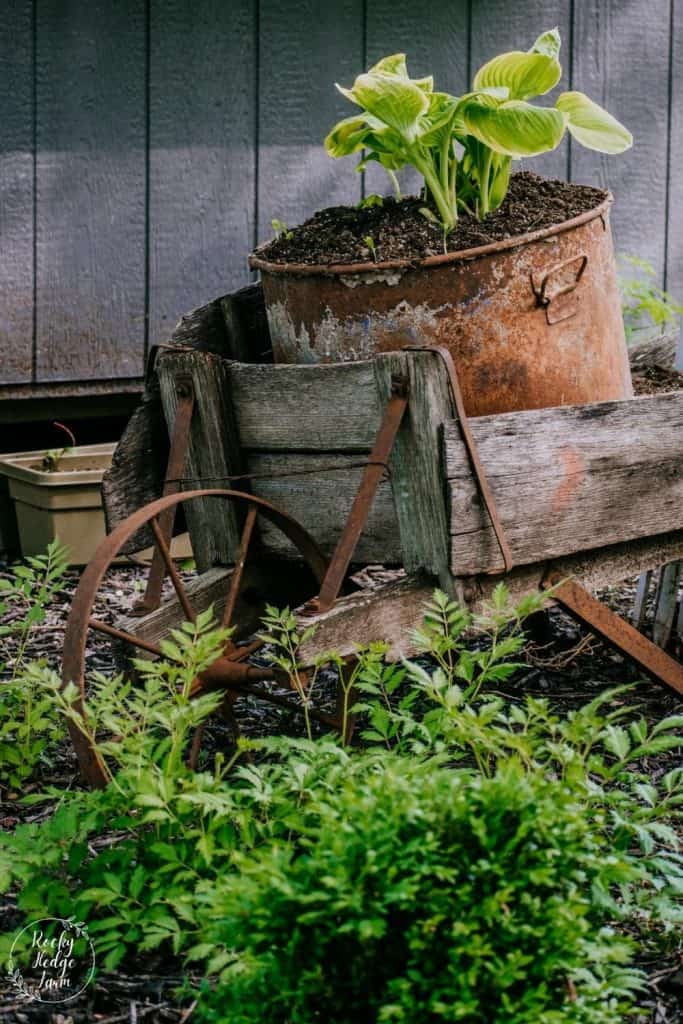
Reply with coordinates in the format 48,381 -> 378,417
444,392 -> 683,574
247,452 -> 400,564
229,360 -> 381,451
374,350 -> 454,592
157,350 -> 244,571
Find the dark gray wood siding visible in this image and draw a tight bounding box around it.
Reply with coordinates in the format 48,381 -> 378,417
1,0 -> 681,390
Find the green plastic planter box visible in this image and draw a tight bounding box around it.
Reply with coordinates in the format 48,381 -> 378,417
0,443 -> 114,564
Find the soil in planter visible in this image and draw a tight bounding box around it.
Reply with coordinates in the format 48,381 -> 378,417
631,363 -> 683,395
258,172 -> 607,266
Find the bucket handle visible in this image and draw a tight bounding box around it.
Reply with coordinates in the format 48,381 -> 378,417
531,253 -> 588,324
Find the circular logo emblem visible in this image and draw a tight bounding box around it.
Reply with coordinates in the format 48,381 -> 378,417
7,918 -> 95,1004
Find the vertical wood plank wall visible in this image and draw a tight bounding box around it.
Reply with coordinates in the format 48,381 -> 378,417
1,0 -> 681,390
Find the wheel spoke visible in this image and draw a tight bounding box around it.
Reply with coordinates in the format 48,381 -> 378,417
221,505 -> 258,630
88,617 -> 163,658
150,516 -> 196,623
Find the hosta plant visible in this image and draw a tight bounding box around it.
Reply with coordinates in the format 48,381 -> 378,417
326,28 -> 632,228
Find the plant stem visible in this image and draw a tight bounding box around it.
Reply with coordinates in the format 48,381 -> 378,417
413,152 -> 457,228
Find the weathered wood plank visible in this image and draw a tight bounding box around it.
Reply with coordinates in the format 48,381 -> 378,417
667,0 -> 683,298
571,0 -> 670,278
257,0 -> 363,241
470,1 -> 571,182
157,349 -> 245,571
118,568 -> 233,654
229,360 -> 380,451
445,392 -> 683,574
35,0 -> 146,381
148,0 -> 256,348
102,287 -> 269,546
364,0 -> 468,197
374,351 -> 454,590
246,451 -> 400,564
653,562 -> 682,647
0,0 -> 33,384
300,530 -> 683,664
117,564 -> 316,656
298,574 -> 431,663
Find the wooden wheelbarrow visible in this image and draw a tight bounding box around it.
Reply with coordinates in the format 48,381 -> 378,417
62,286 -> 683,787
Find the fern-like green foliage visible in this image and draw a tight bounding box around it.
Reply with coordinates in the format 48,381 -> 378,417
0,582 -> 680,1022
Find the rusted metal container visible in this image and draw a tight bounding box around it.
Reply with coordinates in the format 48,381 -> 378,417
250,196 -> 633,416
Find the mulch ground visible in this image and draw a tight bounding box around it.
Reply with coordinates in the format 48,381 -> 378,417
1,367 -> 682,1022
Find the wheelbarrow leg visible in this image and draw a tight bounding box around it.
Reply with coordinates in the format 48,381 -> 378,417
134,376 -> 195,615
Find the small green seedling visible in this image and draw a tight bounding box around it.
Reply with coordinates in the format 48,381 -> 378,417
271,218 -> 293,241
619,255 -> 683,340
357,193 -> 385,210
41,422 -> 75,473
363,235 -> 378,262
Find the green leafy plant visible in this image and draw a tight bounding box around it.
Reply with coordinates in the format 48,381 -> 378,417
1,588 -> 681,1021
271,218 -> 293,241
0,540 -> 70,787
357,193 -> 384,210
41,421 -> 76,472
0,538 -> 70,680
619,255 -> 683,340
363,234 -> 378,261
326,29 -> 632,227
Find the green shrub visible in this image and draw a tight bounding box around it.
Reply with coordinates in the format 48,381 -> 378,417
193,754 -> 641,1024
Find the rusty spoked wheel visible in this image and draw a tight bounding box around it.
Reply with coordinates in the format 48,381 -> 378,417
62,489 -> 331,788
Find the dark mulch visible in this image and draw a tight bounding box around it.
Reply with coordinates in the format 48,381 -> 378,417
632,363 -> 683,396
254,172 -> 607,266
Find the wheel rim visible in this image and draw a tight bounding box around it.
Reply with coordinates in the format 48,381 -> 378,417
62,489 -> 329,787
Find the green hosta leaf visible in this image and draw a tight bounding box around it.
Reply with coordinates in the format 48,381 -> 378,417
345,72 -> 429,143
473,49 -> 561,100
460,95 -> 566,158
367,54 -> 433,93
369,53 -> 409,78
531,27 -> 561,59
325,114 -> 375,157
556,91 -> 632,154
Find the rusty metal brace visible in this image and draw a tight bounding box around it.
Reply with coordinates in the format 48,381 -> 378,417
542,572 -> 683,697
314,373 -> 410,613
133,374 -> 196,614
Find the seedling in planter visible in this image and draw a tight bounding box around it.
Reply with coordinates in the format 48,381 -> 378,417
363,235 -> 378,262
357,193 -> 384,209
41,422 -> 75,472
619,255 -> 683,340
271,218 -> 293,241
326,28 -> 632,228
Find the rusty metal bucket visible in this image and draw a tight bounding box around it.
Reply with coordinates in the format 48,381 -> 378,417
249,196 -> 633,416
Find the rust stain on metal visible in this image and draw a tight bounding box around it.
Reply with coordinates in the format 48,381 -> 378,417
551,446 -> 586,515
252,198 -> 633,417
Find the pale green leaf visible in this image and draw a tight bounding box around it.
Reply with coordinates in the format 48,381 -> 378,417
349,72 -> 430,143
460,96 -> 566,158
556,91 -> 633,154
369,53 -> 408,78
325,114 -> 375,157
473,49 -> 561,100
531,28 -> 561,59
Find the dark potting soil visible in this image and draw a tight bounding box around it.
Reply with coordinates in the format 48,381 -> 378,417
255,172 -> 608,266
631,363 -> 683,395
